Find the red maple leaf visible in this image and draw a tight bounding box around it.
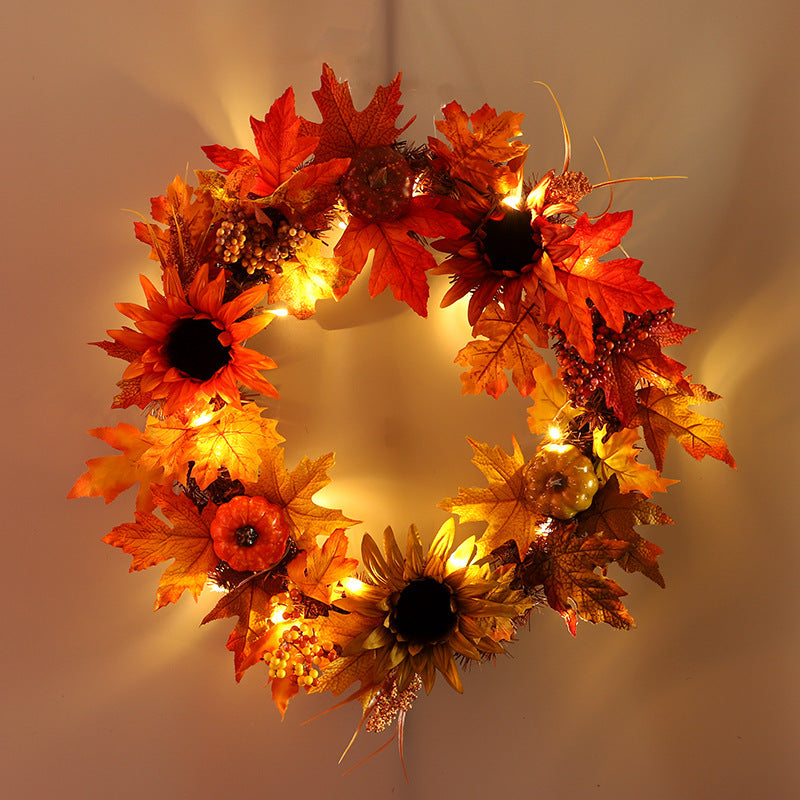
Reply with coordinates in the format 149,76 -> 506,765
299,63 -> 413,162
545,212 -> 674,362
334,195 -> 466,316
202,87 -> 318,197
601,318 -> 693,425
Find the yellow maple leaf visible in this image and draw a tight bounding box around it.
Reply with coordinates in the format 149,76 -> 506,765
142,403 -> 283,489
245,448 -> 359,552
526,363 -> 581,437
439,437 -> 540,558
268,236 -> 356,319
593,426 -> 677,497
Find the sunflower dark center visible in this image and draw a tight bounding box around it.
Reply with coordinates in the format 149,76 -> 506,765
392,577 -> 456,643
234,525 -> 259,547
165,318 -> 232,381
481,208 -> 542,275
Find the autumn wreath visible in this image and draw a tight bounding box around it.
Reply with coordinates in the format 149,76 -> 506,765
70,64 -> 735,768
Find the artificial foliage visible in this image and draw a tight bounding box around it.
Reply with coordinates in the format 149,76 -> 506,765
70,64 -> 735,770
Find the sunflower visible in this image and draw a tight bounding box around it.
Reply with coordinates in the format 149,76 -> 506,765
432,171 -> 579,326
338,519 -> 530,694
107,265 -> 278,415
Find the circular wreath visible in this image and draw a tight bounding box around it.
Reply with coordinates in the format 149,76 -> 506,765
70,64 -> 735,770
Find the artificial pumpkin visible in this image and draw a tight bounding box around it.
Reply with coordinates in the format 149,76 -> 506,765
340,146 -> 414,222
210,495 -> 290,572
523,443 -> 599,519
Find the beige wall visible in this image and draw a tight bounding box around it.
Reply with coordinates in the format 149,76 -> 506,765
3,1 -> 798,796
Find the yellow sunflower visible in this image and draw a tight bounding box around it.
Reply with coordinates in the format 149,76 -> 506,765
107,265 -> 278,415
432,171 -> 578,326
338,519 -> 530,694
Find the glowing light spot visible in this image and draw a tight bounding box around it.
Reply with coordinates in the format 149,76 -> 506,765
447,536 -> 476,571
269,604 -> 287,624
270,307 -> 289,317
502,192 -> 522,209
548,425 -> 562,441
191,410 -> 214,427
342,576 -> 367,595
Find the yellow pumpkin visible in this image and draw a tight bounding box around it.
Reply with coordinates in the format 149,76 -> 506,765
523,443 -> 599,519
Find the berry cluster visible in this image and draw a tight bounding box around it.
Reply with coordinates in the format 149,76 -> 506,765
263,591 -> 339,688
214,211 -> 306,276
550,308 -> 674,409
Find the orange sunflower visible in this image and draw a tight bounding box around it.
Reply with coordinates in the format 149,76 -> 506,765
106,265 -> 278,415
432,171 -> 579,326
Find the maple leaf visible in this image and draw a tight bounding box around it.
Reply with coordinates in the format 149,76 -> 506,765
593,426 -> 677,497
521,523 -> 633,633
267,235 -> 355,318
601,318 -> 694,426
69,423 -> 162,512
92,339 -> 152,409
455,300 -> 548,398
299,63 -> 413,162
545,212 -> 674,362
525,363 -> 581,435
245,448 -> 358,552
142,404 -> 284,490
634,383 -> 736,472
286,529 -> 358,605
202,87 -> 319,197
576,477 -> 672,587
262,156 -> 352,234
310,650 -> 379,698
428,101 -> 528,193
201,572 -> 287,681
132,175 -> 216,279
439,437 -> 540,558
103,484 -> 218,609
334,195 -> 466,316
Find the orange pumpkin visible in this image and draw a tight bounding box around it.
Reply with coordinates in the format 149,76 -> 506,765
210,495 -> 289,572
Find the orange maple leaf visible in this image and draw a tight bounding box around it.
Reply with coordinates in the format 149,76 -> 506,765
334,195 -> 466,316
545,212 -> 674,362
142,403 -> 284,490
201,572 -> 287,681
202,87 -> 319,197
244,448 -> 358,552
634,383 -> 736,472
593,425 -> 678,497
299,63 -> 413,162
286,529 -> 359,605
600,317 -> 694,425
103,484 -> 218,609
132,175 -> 216,279
576,477 -> 672,588
428,102 -> 528,193
68,423 -> 163,512
455,300 -> 547,398
439,437 -> 540,558
521,523 -> 633,633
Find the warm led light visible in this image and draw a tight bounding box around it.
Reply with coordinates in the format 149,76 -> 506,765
337,220 -> 347,230
269,604 -> 287,624
502,191 -> 522,209
191,410 -> 214,427
548,425 -> 562,441
342,576 -> 367,595
446,536 -> 476,571
270,307 -> 289,317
